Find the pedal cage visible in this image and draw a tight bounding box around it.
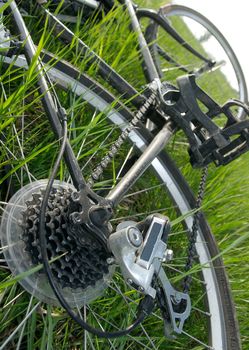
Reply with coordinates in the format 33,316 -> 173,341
166,75 -> 249,167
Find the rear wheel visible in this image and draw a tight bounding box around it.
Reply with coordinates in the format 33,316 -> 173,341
0,54 -> 240,349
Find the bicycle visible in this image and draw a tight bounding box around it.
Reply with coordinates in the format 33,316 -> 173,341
0,1 -> 249,349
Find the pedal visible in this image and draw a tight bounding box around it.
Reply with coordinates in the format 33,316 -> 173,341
163,74 -> 249,167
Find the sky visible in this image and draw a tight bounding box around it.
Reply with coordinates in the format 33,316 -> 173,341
173,0 -> 249,94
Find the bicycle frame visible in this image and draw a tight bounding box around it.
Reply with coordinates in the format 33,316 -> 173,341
6,0 -> 174,208
1,3 -> 248,346
6,0 -> 249,204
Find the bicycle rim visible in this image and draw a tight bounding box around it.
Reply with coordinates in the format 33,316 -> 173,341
0,54 -> 240,349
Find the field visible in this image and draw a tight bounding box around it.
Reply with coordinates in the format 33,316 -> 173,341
0,1 -> 249,349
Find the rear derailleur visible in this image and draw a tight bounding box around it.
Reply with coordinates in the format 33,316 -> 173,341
69,189 -> 191,337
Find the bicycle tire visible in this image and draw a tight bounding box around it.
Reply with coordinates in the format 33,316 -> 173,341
137,4 -> 248,120
0,53 -> 240,350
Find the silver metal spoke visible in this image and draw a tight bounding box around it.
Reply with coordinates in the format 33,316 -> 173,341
87,305 -> 154,350
67,108 -> 98,184
0,205 -> 20,224
181,329 -> 214,350
0,201 -> 25,208
0,140 -> 36,184
83,307 -> 88,350
115,145 -> 134,182
76,109 -> 98,160
12,123 -> 33,184
112,280 -> 158,350
85,306 -> 117,350
192,305 -> 211,317
0,141 -> 21,184
80,125 -> 118,173
1,82 -> 34,185
16,295 -> 34,350
161,64 -> 198,72
123,182 -> 167,198
75,304 -> 96,350
1,290 -> 25,324
110,206 -> 177,222
167,265 -> 207,285
84,307 -> 96,350
0,301 -> 41,350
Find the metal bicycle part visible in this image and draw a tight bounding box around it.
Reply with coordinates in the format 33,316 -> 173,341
137,5 -> 248,120
0,53 -> 241,349
158,268 -> 191,336
109,215 -> 191,335
109,215 -> 170,298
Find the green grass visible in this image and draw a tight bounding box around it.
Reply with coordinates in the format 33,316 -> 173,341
0,0 -> 249,349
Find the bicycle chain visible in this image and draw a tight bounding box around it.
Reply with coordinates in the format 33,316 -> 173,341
86,84 -> 208,296
183,166 -> 208,294
87,88 -> 158,187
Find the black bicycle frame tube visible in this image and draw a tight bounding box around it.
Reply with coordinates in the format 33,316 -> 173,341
9,1 -> 85,190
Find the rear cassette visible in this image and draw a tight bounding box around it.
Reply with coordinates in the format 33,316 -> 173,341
0,180 -> 114,307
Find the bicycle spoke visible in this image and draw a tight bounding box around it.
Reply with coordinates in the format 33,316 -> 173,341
192,305 -> 211,317
0,301 -> 40,350
85,306 -> 117,350
123,182 -> 167,198
87,305 -> 154,350
112,280 -> 158,350
75,109 -> 98,160
0,205 -> 21,224
0,140 -> 37,185
0,84 -> 34,185
76,305 -> 96,350
115,145 -> 134,181
110,206 -> 177,222
80,126 -> 117,172
16,295 -> 34,350
181,329 -> 214,350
